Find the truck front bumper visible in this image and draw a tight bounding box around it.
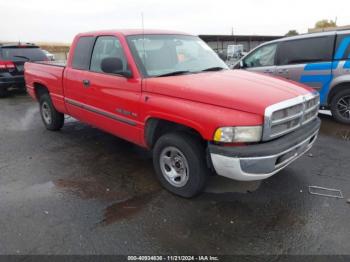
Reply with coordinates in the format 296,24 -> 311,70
209,118 -> 321,181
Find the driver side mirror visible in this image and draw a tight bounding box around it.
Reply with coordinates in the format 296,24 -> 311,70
101,57 -> 132,78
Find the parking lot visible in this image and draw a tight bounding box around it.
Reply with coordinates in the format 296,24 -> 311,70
0,91 -> 349,255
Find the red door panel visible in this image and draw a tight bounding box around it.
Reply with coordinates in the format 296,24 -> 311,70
82,72 -> 143,144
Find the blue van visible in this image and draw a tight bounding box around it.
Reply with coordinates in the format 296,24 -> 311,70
235,30 -> 350,124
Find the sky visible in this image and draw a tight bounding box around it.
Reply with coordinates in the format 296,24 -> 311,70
1,0 -> 350,43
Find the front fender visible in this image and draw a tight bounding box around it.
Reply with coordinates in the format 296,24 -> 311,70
141,94 -> 263,142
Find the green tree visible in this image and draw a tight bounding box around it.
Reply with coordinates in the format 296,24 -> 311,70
315,19 -> 337,29
285,30 -> 299,36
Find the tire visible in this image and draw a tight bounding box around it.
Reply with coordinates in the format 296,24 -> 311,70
0,87 -> 9,98
39,93 -> 64,131
330,89 -> 350,124
153,132 -> 208,198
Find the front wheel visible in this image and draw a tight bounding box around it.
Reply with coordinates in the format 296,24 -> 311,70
39,93 -> 64,131
153,132 -> 208,198
330,89 -> 350,124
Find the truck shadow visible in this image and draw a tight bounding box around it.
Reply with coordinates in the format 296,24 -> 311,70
52,119 -> 310,228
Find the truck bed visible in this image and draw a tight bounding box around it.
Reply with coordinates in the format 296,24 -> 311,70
24,60 -> 66,113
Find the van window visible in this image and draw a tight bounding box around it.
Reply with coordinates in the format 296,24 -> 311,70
277,36 -> 334,65
72,36 -> 95,70
90,36 -> 129,74
243,43 -> 277,68
335,34 -> 350,60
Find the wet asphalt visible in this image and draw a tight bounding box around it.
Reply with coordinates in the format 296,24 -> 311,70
0,91 -> 349,255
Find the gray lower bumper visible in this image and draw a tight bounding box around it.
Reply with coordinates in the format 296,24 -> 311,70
209,118 -> 320,181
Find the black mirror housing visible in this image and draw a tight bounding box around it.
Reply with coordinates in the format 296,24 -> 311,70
101,57 -> 132,78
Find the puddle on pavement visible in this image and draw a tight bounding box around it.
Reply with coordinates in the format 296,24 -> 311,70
54,165 -> 263,226
258,206 -> 306,230
54,159 -> 162,225
54,177 -> 130,201
319,114 -> 350,141
100,193 -> 157,226
205,176 -> 261,194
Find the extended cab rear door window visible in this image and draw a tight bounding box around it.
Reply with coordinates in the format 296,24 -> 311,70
89,36 -> 129,75
277,36 -> 334,65
72,36 -> 95,70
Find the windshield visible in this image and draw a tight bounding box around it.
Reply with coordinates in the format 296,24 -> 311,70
127,34 -> 228,77
0,47 -> 47,61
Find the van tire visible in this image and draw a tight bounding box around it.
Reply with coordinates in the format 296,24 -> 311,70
39,93 -> 64,131
153,132 -> 208,198
330,89 -> 350,124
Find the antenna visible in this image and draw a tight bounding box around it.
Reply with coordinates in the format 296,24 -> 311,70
141,12 -> 146,67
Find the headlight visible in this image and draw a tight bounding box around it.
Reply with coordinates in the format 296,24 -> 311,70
214,126 -> 262,143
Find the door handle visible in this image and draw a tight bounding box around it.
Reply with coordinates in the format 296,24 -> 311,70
82,79 -> 90,88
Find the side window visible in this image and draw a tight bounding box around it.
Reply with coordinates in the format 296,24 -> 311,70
243,44 -> 277,68
277,36 -> 334,66
72,36 -> 95,70
334,34 -> 350,60
90,36 -> 129,74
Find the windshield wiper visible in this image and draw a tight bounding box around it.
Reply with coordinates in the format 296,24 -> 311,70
12,55 -> 30,61
156,70 -> 191,77
201,67 -> 226,72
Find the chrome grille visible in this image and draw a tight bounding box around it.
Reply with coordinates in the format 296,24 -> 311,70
263,93 -> 320,141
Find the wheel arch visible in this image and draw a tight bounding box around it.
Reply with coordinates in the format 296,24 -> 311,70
328,82 -> 350,105
144,117 -> 206,149
33,82 -> 49,99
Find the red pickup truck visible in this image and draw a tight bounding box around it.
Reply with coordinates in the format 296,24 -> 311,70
25,30 -> 321,197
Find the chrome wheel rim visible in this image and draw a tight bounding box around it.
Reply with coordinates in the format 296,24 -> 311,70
159,146 -> 189,187
41,102 -> 52,125
337,95 -> 350,119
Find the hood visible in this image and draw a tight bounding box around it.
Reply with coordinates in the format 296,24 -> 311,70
145,70 -> 312,115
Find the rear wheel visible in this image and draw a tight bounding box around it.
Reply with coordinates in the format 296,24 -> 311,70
153,132 -> 208,198
330,89 -> 350,124
39,93 -> 64,130
0,87 -> 9,98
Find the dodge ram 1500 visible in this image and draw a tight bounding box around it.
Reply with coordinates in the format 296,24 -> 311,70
25,30 -> 320,197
